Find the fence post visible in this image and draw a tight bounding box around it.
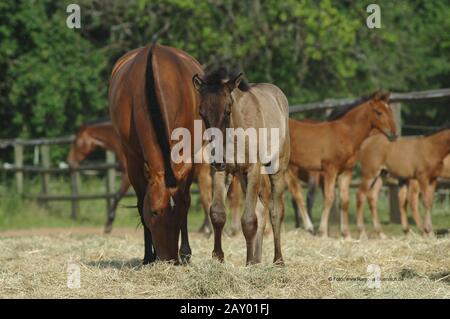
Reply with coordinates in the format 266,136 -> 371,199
105,151 -> 116,217
40,144 -> 50,204
70,168 -> 80,220
14,142 -> 24,194
389,102 -> 402,223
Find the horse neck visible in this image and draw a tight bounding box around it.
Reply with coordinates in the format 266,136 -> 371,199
87,125 -> 117,152
339,103 -> 373,149
230,90 -> 246,128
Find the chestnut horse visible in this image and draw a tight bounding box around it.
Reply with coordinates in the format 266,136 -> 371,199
67,121 -> 130,233
109,43 -> 203,263
356,130 -> 450,236
399,155 -> 450,233
287,92 -> 397,238
192,67 -> 290,265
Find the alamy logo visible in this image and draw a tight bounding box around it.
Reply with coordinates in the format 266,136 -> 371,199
66,4 -> 81,29
367,264 -> 381,289
67,263 -> 81,289
366,4 -> 381,29
171,120 -> 281,174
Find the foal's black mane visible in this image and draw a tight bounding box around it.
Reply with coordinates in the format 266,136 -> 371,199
202,67 -> 250,92
327,91 -> 381,121
424,122 -> 450,137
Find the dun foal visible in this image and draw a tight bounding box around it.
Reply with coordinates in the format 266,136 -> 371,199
193,68 -> 290,265
356,130 -> 450,236
288,92 -> 397,238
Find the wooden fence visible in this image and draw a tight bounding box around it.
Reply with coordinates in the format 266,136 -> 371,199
1,88 -> 449,221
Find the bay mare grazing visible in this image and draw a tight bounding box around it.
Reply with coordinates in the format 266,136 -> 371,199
192,68 -> 290,265
399,155 -> 450,233
287,92 -> 397,238
109,43 -> 203,263
356,129 -> 450,237
67,121 -> 130,233
67,120 -> 217,236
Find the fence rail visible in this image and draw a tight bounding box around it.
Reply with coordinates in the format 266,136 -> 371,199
289,88 -> 450,113
1,87 -> 450,222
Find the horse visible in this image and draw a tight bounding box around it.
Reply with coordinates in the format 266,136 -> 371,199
287,91 -> 397,238
109,42 -> 203,264
67,121 -> 130,233
399,155 -> 450,233
192,67 -> 290,265
356,130 -> 450,236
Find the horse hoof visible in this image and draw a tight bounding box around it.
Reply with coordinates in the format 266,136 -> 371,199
359,232 -> 368,240
342,234 -> 352,241
180,254 -> 191,265
273,258 -> 285,267
318,231 -> 328,239
104,223 -> 113,234
198,225 -> 212,236
212,251 -> 224,262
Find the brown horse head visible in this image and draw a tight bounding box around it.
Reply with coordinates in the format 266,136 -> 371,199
192,68 -> 249,169
367,91 -> 397,141
67,126 -> 103,167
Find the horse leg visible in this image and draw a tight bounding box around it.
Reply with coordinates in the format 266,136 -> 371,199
368,177 -> 385,239
210,170 -> 228,261
338,170 -> 352,239
228,177 -> 242,236
104,174 -> 130,234
418,176 -> 435,235
408,180 -> 424,233
269,170 -> 286,265
124,150 -> 155,264
179,182 -> 192,264
285,169 -> 313,233
318,166 -> 338,238
398,183 -> 410,234
356,182 -> 368,239
306,174 -> 318,220
240,165 -> 261,265
253,197 -> 266,263
197,165 -> 213,235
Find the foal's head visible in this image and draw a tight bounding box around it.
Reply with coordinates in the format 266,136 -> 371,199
193,67 -> 249,132
367,91 -> 397,141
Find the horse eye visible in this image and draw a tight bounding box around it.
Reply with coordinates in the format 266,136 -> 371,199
375,110 -> 382,116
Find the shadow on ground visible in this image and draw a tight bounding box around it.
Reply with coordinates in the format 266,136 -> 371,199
87,258 -> 143,269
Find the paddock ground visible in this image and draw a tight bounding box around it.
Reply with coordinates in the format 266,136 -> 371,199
0,227 -> 449,298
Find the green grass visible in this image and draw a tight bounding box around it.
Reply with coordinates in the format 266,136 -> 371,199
0,176 -> 449,236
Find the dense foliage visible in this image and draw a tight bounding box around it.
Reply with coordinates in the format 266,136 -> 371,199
0,0 -> 449,152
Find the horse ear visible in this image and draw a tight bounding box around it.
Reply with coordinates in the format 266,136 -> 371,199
192,74 -> 204,91
380,92 -> 390,102
226,73 -> 243,92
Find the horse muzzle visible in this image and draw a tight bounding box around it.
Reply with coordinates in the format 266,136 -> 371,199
212,162 -> 226,172
384,130 -> 397,141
